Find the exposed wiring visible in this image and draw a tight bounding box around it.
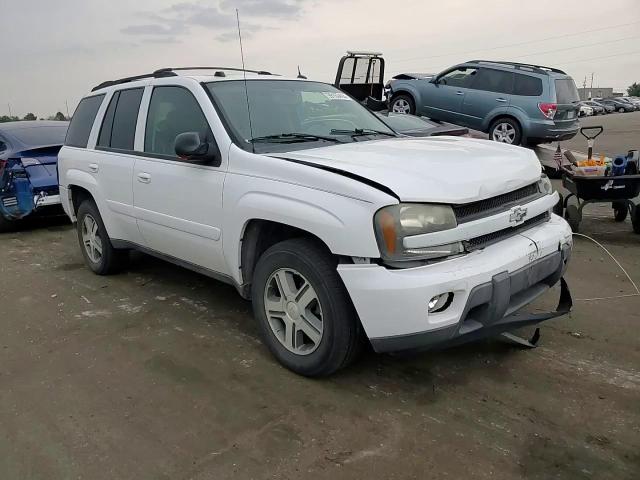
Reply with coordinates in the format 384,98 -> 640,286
572,233 -> 640,302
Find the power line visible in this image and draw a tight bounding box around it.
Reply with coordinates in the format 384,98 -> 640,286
559,50 -> 640,66
515,35 -> 640,59
390,21 -> 640,64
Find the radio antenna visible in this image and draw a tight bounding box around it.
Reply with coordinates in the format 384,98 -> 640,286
236,9 -> 255,152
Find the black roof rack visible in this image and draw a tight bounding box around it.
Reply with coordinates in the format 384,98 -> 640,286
467,60 -> 566,75
91,66 -> 275,92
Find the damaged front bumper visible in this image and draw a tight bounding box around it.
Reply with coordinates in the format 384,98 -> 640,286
337,214 -> 573,353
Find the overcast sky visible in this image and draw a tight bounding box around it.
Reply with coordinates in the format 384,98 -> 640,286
2,0 -> 639,117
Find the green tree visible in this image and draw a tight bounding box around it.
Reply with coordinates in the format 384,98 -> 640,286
0,115 -> 20,123
628,82 -> 640,97
23,113 -> 37,121
54,111 -> 67,121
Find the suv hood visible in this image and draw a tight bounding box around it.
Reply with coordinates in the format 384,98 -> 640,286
275,137 -> 542,203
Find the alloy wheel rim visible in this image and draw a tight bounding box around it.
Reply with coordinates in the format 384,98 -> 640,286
492,122 -> 516,143
82,214 -> 103,264
264,268 -> 323,355
392,99 -> 410,114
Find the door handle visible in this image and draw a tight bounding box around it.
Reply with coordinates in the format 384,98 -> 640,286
496,98 -> 508,102
137,172 -> 151,183
88,163 -> 99,173
455,91 -> 464,96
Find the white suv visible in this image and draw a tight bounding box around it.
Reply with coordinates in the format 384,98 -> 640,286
58,67 -> 573,376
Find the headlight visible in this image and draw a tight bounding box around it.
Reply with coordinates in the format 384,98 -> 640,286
374,203 -> 462,262
538,174 -> 553,195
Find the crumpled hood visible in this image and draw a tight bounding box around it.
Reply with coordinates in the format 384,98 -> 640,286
274,137 -> 542,203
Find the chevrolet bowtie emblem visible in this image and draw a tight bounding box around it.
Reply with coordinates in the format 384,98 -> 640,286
509,206 -> 527,224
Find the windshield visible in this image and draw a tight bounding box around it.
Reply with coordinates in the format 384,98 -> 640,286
554,78 -> 579,104
205,80 -> 395,151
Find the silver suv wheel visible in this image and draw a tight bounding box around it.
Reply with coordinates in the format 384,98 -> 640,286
391,98 -> 411,114
264,268 -> 323,355
492,122 -> 517,144
81,214 -> 103,264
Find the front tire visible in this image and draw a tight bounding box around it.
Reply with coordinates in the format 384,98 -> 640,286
489,118 -> 522,145
76,199 -> 128,275
389,94 -> 415,115
251,238 -> 362,377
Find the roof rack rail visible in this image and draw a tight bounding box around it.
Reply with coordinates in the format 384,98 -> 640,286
467,60 -> 566,75
91,66 -> 275,92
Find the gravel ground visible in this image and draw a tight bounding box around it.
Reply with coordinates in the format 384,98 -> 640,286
0,166 -> 639,479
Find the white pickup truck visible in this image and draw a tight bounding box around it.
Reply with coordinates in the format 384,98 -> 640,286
58,67 -> 573,376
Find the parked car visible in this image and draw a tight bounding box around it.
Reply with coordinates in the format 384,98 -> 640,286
0,121 -> 68,232
386,60 -> 580,146
375,112 -> 469,137
589,100 -> 615,114
578,103 -> 594,117
58,67 -> 572,376
616,97 -> 640,110
597,98 -> 635,113
580,101 -> 604,115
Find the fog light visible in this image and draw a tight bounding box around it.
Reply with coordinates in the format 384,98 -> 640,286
428,292 -> 453,313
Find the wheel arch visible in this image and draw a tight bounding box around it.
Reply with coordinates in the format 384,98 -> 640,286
237,219 -> 336,299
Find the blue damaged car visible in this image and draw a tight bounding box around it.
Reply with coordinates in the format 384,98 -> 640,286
0,121 -> 69,232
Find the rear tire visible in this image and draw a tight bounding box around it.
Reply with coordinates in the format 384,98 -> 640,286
618,107 -> 625,113
389,94 -> 415,115
76,199 -> 128,275
251,238 -> 363,377
489,118 -> 522,145
613,202 -> 628,222
0,215 -> 17,233
565,204 -> 581,232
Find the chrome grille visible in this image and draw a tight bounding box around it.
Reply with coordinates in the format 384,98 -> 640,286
454,183 -> 541,223
464,212 -> 550,251
2,197 -> 18,207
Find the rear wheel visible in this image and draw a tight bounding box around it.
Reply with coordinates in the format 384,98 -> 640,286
565,204 -> 581,232
0,215 -> 17,233
390,94 -> 415,115
618,107 -> 625,113
613,201 -> 628,222
489,118 -> 522,145
251,238 -> 363,376
76,200 -> 128,275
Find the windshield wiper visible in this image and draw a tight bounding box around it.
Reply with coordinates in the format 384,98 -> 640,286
250,133 -> 343,144
330,128 -> 396,137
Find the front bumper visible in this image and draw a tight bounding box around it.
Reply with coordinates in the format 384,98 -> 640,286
337,214 -> 573,352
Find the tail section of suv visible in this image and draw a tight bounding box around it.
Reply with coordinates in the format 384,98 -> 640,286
387,60 -> 580,146
58,67 -> 573,376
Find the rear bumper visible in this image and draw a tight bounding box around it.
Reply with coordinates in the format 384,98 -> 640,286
337,215 -> 573,352
525,119 -> 579,141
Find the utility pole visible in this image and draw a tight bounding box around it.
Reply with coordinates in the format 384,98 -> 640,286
7,103 -> 12,118
65,100 -> 70,119
590,72 -> 594,90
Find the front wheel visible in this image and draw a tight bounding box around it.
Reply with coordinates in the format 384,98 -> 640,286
251,238 -> 362,376
613,201 -> 628,222
389,94 -> 415,115
618,107 -> 625,113
489,118 -> 522,145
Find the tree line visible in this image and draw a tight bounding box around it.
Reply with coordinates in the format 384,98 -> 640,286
0,112 -> 68,123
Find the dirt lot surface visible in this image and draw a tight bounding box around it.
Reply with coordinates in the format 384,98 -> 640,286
560,111 -> 640,159
1,179 -> 639,479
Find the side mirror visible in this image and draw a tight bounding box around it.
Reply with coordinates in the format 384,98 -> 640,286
174,132 -> 220,165
430,77 -> 439,84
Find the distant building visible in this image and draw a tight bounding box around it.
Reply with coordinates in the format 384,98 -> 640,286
577,87 -> 616,100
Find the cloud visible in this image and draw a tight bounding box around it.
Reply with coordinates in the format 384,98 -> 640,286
121,0 -> 308,42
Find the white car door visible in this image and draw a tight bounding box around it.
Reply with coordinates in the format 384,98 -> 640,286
92,87 -> 146,245
132,83 -> 227,274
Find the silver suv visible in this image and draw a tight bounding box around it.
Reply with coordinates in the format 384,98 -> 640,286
387,60 -> 581,146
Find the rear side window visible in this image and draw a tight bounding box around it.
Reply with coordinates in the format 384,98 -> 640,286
513,74 -> 543,96
554,78 -> 579,104
97,88 -> 144,150
144,86 -> 210,157
470,69 -> 513,94
65,95 -> 105,148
